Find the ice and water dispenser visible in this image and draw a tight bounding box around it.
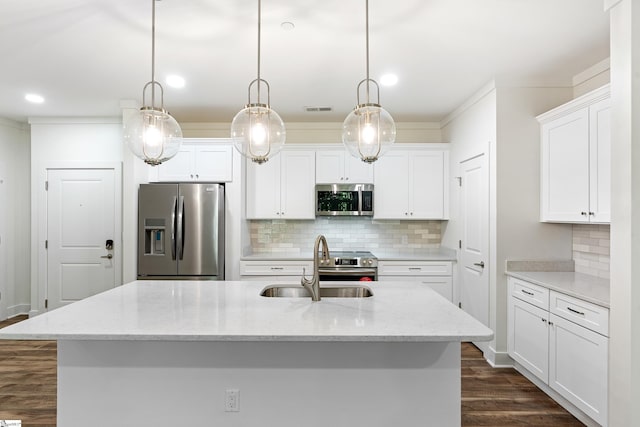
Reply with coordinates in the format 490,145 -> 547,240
143,218 -> 166,255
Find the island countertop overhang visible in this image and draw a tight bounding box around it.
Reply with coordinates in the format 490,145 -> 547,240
0,280 -> 493,342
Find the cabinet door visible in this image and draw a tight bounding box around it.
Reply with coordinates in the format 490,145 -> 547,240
377,276 -> 452,302
315,150 -> 345,183
508,297 -> 549,383
540,108 -> 590,222
194,145 -> 233,182
246,156 -> 281,219
344,154 -> 374,183
373,151 -> 409,219
589,98 -> 611,223
280,150 -> 315,219
549,314 -> 608,426
409,151 -> 446,219
156,146 -> 195,181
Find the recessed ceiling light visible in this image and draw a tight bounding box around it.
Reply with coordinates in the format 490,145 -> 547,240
281,21 -> 295,31
166,75 -> 185,88
380,74 -> 398,86
25,93 -> 45,103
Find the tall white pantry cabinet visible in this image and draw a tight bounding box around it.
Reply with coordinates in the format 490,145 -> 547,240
538,85 -> 610,223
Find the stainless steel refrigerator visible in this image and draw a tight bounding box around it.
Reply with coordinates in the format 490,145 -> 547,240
137,183 -> 224,280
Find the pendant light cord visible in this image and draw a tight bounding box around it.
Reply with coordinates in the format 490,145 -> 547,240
365,0 -> 370,104
151,0 -> 156,110
257,0 -> 262,104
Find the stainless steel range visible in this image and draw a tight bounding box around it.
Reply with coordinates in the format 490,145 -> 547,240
317,251 -> 378,281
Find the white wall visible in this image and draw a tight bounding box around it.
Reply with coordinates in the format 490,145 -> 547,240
0,118 -> 30,319
441,82 -> 575,363
607,0 -> 640,425
28,117 -> 124,314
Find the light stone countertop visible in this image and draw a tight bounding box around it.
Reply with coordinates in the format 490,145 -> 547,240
505,271 -> 610,308
0,280 -> 492,342
241,247 -> 457,262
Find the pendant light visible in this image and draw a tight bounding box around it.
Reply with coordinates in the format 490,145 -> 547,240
123,0 -> 183,166
230,0 -> 286,164
342,0 -> 396,163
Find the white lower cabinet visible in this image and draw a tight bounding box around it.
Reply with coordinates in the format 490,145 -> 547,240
239,260 -> 313,282
378,261 -> 453,301
507,277 -> 608,426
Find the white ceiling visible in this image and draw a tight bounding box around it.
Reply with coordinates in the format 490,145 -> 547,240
1,0 -> 609,124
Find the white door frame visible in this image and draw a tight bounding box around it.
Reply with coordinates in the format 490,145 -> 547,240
33,161 -> 122,316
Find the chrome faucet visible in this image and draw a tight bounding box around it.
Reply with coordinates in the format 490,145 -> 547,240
301,234 -> 330,301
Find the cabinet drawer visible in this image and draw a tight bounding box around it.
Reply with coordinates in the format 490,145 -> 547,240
550,291 -> 609,336
239,261 -> 313,276
509,277 -> 549,310
378,261 -> 452,276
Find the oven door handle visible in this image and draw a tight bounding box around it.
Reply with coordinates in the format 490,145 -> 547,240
318,268 -> 378,275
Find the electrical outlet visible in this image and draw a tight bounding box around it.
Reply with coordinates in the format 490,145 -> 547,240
225,389 -> 239,412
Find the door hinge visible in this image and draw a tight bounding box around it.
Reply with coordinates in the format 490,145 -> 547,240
45,240 -> 48,249
458,240 -> 462,249
45,299 -> 48,309
45,181 -> 48,191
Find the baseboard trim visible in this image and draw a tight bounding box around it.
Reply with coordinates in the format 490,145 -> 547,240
482,345 -> 513,368
7,304 -> 30,318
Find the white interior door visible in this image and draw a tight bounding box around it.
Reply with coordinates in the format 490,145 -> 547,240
47,168 -> 121,310
0,171 -> 6,320
459,154 -> 490,344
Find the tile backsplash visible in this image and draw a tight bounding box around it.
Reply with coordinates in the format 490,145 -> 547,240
573,224 -> 610,279
249,218 -> 442,254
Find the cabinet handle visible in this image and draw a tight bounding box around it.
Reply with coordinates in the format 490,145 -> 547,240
567,306 -> 585,316
408,267 -> 422,271
521,289 -> 535,296
270,267 -> 284,270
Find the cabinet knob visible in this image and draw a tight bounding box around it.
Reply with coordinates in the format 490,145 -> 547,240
581,211 -> 587,216
589,212 -> 594,216
405,212 -> 408,216
345,177 -> 349,181
190,174 -> 194,179
195,174 -> 199,179
541,318 -> 547,323
340,177 -> 344,180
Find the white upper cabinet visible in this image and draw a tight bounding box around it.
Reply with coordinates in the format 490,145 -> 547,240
153,139 -> 233,182
373,147 -> 449,220
538,85 -> 610,223
316,149 -> 374,184
246,149 -> 316,220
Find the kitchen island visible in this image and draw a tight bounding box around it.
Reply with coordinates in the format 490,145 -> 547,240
0,280 -> 492,426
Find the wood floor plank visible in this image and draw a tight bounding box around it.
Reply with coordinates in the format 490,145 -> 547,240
0,316 -> 584,426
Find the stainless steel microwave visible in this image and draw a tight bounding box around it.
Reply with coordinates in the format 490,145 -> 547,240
315,184 -> 374,216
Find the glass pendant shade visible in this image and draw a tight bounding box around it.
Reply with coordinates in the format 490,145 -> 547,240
124,0 -> 182,166
343,104 -> 396,163
342,0 -> 395,163
231,103 -> 285,164
124,107 -> 183,166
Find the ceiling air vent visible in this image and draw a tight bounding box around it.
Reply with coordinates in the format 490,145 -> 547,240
304,106 -> 333,112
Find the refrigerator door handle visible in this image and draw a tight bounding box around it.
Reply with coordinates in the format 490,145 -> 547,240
171,196 -> 177,260
177,195 -> 185,260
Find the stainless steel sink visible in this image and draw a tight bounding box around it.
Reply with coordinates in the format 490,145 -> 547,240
260,285 -> 373,298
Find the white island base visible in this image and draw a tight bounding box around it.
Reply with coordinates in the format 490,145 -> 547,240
59,340 -> 460,426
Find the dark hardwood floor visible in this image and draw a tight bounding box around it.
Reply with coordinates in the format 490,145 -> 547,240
0,315 -> 583,426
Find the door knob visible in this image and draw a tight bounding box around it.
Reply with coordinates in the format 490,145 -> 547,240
473,261 -> 485,268
101,254 -> 113,259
